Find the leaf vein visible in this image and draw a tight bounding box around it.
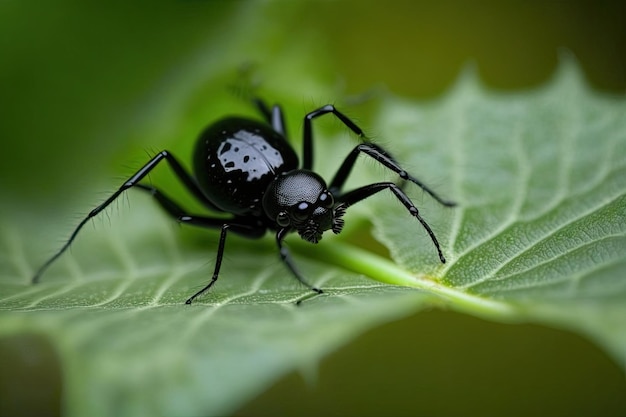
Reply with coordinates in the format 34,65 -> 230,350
460,190 -> 625,289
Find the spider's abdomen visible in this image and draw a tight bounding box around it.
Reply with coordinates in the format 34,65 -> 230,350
193,117 -> 298,216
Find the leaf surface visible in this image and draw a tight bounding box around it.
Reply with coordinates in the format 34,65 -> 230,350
0,30 -> 624,417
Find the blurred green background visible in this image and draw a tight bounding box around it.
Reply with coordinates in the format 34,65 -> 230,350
1,1 -> 624,416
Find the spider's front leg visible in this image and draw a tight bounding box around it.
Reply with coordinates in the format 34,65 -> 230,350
337,182 -> 447,264
299,104 -> 454,207
301,104 -> 364,171
275,227 -> 324,295
330,142 -> 456,207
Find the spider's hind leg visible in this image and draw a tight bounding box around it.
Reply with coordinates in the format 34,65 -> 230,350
31,150 -> 206,284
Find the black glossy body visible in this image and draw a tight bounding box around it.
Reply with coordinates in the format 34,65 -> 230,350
194,117 -> 298,217
32,99 -> 455,304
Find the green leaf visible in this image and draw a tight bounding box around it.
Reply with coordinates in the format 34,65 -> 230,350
2,200 -> 439,416
369,60 -> 626,363
1,8 -> 625,413
2,57 -> 624,416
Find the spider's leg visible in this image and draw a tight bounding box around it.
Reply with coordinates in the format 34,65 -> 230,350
32,150 -> 220,284
184,224 -> 229,305
133,184 -> 265,237
329,143 -> 456,207
229,64 -> 288,134
250,99 -> 288,137
132,185 -> 267,304
252,97 -> 272,121
275,228 -> 324,295
338,182 -> 447,264
302,104 -> 364,171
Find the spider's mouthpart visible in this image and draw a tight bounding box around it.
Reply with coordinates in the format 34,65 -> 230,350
332,204 -> 347,234
300,224 -> 323,244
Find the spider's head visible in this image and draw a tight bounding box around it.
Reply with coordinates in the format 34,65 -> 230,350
263,170 -> 346,244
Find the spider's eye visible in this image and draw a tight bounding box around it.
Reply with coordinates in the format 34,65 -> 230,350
276,211 -> 290,227
318,191 -> 334,209
293,202 -> 310,221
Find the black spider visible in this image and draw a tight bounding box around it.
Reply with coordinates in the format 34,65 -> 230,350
32,98 -> 455,304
